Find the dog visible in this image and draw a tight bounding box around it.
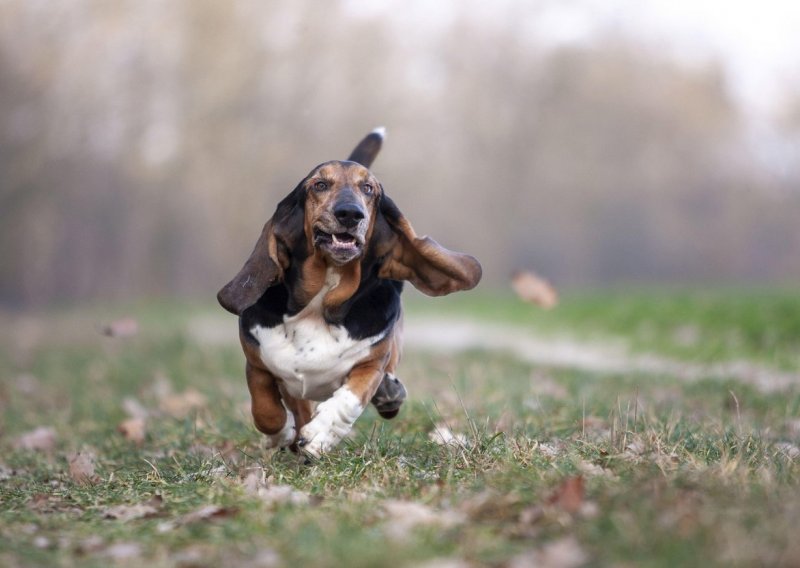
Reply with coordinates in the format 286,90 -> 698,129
217,128 -> 482,457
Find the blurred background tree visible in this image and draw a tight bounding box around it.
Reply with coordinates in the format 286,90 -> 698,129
1,0 -> 798,307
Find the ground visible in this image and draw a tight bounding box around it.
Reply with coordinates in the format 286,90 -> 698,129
1,290 -> 799,567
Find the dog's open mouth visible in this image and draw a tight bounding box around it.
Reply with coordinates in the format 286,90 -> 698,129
314,228 -> 363,254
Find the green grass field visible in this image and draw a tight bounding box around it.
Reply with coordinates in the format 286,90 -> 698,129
1,290 -> 799,567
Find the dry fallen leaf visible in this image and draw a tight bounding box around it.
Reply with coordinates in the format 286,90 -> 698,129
157,504 -> 238,532
68,452 -> 100,485
14,427 -> 56,452
98,317 -> 139,338
429,423 -> 470,448
511,270 -> 559,309
159,388 -> 208,418
547,475 -> 585,514
382,500 -> 465,541
239,467 -> 311,506
117,418 -> 146,445
104,497 -> 162,522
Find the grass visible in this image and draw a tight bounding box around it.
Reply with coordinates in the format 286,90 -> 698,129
1,289 -> 800,567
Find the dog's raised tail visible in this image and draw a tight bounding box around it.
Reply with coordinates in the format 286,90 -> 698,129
347,126 -> 385,168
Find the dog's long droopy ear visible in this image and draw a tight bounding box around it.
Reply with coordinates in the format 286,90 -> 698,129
217,189 -> 303,315
347,127 -> 385,168
377,194 -> 482,296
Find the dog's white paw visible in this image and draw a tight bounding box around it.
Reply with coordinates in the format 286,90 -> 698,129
298,388 -> 363,458
263,409 -> 296,450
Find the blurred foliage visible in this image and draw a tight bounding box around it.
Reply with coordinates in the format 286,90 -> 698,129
1,0 -> 799,307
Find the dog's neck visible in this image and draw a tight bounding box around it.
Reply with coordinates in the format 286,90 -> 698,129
288,251 -> 365,322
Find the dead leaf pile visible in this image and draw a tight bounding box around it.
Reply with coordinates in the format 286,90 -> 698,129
511,270 -> 559,309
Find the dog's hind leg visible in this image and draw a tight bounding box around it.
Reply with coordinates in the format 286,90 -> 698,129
371,372 -> 407,419
370,332 -> 407,419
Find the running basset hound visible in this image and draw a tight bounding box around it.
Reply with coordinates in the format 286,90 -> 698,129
217,128 -> 482,457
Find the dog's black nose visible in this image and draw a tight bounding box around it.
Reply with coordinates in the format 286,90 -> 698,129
333,203 -> 365,228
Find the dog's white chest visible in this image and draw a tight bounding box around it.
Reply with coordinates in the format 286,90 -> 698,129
250,272 -> 380,401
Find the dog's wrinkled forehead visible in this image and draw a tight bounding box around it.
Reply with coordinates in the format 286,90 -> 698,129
306,160 -> 379,193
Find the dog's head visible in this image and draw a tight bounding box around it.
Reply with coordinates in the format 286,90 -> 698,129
217,129 -> 482,315
305,160 -> 380,266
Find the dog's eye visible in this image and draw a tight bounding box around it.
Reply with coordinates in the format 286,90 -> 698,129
313,181 -> 329,192
362,183 -> 374,195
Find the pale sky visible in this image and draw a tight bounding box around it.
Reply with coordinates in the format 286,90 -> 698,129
343,0 -> 800,118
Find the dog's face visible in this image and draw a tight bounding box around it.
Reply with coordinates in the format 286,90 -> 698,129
304,161 -> 381,266
217,132 -> 482,317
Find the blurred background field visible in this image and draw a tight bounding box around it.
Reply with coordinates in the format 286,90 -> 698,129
2,0 -> 800,308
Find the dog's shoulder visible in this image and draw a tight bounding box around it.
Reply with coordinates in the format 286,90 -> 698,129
240,272 -> 402,343
339,277 -> 403,340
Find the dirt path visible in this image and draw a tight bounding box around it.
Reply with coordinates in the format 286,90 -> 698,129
403,318 -> 798,393
189,315 -> 799,393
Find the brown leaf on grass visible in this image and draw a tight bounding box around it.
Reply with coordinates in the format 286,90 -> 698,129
546,475 -> 584,514
104,496 -> 163,522
98,317 -> 139,338
14,427 -> 56,452
238,467 -> 311,506
159,388 -> 208,418
511,270 -> 558,309
382,500 -> 465,541
117,418 -> 147,445
157,504 -> 238,532
68,452 -> 100,485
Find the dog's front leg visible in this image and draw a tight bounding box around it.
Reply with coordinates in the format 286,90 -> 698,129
246,363 -> 297,450
297,356 -> 386,458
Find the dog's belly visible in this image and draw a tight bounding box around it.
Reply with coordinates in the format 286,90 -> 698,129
251,316 -> 382,401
